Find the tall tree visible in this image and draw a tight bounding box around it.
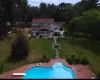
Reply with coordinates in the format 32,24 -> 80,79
64,3 -> 73,23
0,0 -> 14,39
59,2 -> 66,11
73,0 -> 100,17
52,8 -> 65,22
39,2 -> 47,17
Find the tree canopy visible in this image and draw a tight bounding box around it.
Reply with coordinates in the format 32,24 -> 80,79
0,0 -> 100,40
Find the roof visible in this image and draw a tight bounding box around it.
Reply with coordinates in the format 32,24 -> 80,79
32,18 -> 55,24
53,22 -> 63,28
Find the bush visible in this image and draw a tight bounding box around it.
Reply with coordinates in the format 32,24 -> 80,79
46,55 -> 50,62
40,35 -> 42,38
71,54 -> 77,64
75,57 -> 80,64
41,53 -> 50,62
81,56 -> 89,65
54,45 -> 59,49
0,63 -> 4,74
71,54 -> 76,60
66,54 -> 89,65
66,57 -> 73,65
9,34 -> 29,61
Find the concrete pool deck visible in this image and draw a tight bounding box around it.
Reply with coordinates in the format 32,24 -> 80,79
0,59 -> 96,79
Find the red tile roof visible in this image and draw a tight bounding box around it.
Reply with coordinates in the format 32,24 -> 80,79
54,22 -> 63,28
32,18 -> 55,24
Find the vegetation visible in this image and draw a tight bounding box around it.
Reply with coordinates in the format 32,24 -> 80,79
59,37 -> 100,74
66,53 -> 89,65
33,59 -> 41,63
54,45 -> 59,49
0,0 -> 100,40
0,0 -> 28,39
41,53 -> 50,62
68,9 -> 100,41
0,0 -> 100,77
0,63 -> 4,74
66,56 -> 73,65
33,53 -> 51,63
0,33 -> 55,73
8,34 -> 29,61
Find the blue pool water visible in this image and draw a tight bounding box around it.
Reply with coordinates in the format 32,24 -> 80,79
23,62 -> 76,79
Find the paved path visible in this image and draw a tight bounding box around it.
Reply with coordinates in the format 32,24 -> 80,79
53,37 -> 60,59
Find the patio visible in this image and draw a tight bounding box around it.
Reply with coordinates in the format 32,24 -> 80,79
0,59 -> 95,79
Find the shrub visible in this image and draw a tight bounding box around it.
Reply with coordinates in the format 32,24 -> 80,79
75,57 -> 80,64
40,35 -> 42,38
81,56 -> 89,65
60,27 -> 63,31
0,63 -> 4,74
46,55 -> 50,62
54,45 -> 59,49
71,54 -> 76,60
66,54 -> 89,65
66,57 -> 73,65
71,54 -> 77,64
9,34 -> 29,61
41,53 -> 50,62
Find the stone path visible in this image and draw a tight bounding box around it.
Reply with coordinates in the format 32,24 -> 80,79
53,37 -> 60,59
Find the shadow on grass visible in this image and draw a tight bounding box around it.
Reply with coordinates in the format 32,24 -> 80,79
68,38 -> 100,56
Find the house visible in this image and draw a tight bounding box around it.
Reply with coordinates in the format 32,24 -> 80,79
31,18 -> 63,37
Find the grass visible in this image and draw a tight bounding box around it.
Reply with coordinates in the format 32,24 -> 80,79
0,31 -> 100,75
0,33 -> 55,73
59,37 -> 100,75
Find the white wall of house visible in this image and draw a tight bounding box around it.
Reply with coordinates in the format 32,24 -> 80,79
31,23 -> 61,37
50,24 -> 60,31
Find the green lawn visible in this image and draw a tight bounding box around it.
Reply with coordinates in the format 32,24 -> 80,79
0,33 -> 100,75
0,34 -> 55,73
59,37 -> 100,75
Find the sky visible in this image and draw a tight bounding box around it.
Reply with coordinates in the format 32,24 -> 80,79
28,0 -> 81,6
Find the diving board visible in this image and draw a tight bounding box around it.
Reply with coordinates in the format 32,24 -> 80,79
12,73 -> 26,76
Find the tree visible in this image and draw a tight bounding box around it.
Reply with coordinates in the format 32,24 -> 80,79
0,0 -> 28,39
0,0 -> 14,39
39,2 -> 47,17
16,0 -> 28,31
59,2 -> 66,10
27,6 -> 40,21
64,3 -> 73,23
73,0 -> 100,17
52,8 -> 65,22
85,0 -> 99,9
69,9 -> 100,40
46,4 -> 57,17
9,34 -> 29,61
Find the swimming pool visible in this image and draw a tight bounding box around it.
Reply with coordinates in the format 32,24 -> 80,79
23,62 -> 76,79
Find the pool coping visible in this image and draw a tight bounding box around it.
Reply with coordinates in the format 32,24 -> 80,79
0,59 -> 96,79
